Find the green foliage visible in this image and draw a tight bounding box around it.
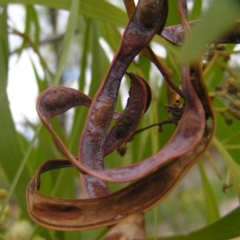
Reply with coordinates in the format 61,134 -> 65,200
0,0 -> 240,239
181,0 -> 240,63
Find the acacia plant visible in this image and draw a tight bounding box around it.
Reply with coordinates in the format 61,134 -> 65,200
1,0 -> 240,239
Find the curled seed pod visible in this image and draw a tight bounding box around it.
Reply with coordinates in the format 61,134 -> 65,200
37,87 -> 92,120
104,72 -> 151,155
37,86 -> 120,121
136,0 -> 168,31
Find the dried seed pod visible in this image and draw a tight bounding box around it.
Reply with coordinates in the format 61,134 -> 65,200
78,0 -> 169,186
27,63 -> 215,231
37,86 -> 120,121
37,87 -> 91,120
83,73 -> 151,198
27,113 -> 214,232
75,66 -> 206,184
104,72 -> 151,155
136,0 -> 168,31
26,0 -> 217,233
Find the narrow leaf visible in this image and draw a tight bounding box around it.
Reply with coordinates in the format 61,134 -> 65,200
0,0 -> 127,27
150,207 -> 240,240
198,161 -> 220,224
52,0 -> 79,85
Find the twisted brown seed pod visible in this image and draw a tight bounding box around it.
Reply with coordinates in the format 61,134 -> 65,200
27,65 -> 215,231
